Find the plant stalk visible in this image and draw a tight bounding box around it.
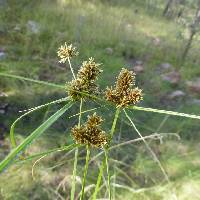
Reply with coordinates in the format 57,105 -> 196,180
93,108 -> 120,200
92,158 -> 106,200
109,108 -> 121,143
68,58 -> 76,80
80,145 -> 90,200
70,98 -> 83,200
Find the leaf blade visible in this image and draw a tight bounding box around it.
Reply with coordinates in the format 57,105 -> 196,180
10,97 -> 69,148
129,106 -> 200,120
0,72 -> 65,89
0,102 -> 73,173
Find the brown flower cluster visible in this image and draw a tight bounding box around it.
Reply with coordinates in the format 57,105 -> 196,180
105,68 -> 143,107
71,113 -> 107,148
57,43 -> 78,63
68,58 -> 102,100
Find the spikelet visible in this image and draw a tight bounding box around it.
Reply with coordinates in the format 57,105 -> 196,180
77,58 -> 102,82
71,113 -> 107,148
115,68 -> 135,93
105,68 -> 143,107
57,43 -> 78,63
68,58 -> 102,100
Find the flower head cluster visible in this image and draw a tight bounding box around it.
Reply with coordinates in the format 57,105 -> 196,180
71,113 -> 107,148
68,58 -> 102,100
57,43 -> 78,63
105,68 -> 143,107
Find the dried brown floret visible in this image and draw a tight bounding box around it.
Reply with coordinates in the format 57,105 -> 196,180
128,87 -> 143,103
87,113 -> 103,127
105,87 -> 120,105
115,68 -> 135,93
71,113 -> 107,148
105,68 -> 143,108
67,79 -> 86,101
57,43 -> 78,63
67,58 -> 102,101
77,58 -> 102,82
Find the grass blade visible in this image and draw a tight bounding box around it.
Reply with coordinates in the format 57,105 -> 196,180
0,73 -> 110,103
15,144 -> 80,163
10,97 -> 69,148
130,106 -> 200,120
0,72 -> 65,89
124,109 -> 170,183
0,102 -> 73,173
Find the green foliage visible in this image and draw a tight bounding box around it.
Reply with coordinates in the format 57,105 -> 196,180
0,102 -> 73,173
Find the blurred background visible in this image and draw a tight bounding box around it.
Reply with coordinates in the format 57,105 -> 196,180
0,0 -> 200,199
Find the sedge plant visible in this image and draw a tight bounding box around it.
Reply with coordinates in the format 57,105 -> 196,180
0,43 -> 200,200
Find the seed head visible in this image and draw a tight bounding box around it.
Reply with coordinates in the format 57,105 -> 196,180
77,57 -> 102,82
105,68 -> 143,107
71,113 -> 107,148
116,68 -> 135,93
129,87 -> 143,103
87,113 -> 103,127
68,78 -> 86,101
57,43 -> 78,63
67,58 -> 102,101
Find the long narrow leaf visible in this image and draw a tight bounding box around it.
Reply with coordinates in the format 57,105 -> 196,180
0,72 -> 65,89
15,144 -> 80,163
10,97 -> 69,148
124,109 -> 170,183
0,102 -> 73,173
0,73 -> 108,103
130,106 -> 200,120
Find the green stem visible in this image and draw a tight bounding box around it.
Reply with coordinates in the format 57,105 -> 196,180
68,58 -> 76,80
80,145 -> 90,200
93,108 -> 120,200
92,158 -> 106,200
104,148 -> 111,200
70,99 -> 83,200
109,108 -> 121,143
78,98 -> 83,128
106,108 -> 120,199
71,148 -> 78,200
113,167 -> 116,199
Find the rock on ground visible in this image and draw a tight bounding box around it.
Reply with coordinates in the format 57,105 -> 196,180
0,49 -> 6,60
105,47 -> 113,55
168,90 -> 186,99
186,78 -> 200,94
27,20 -> 41,34
161,71 -> 181,84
